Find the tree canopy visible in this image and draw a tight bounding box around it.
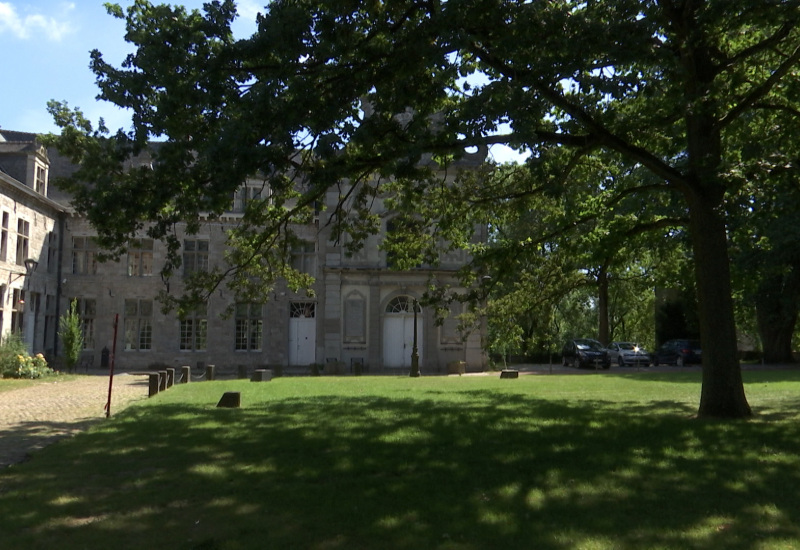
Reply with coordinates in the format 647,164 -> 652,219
45,0 -> 800,418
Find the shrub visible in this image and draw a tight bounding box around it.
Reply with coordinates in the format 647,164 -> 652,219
0,333 -> 56,379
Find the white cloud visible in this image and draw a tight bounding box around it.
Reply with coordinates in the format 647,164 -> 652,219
0,2 -> 75,41
235,0 -> 263,21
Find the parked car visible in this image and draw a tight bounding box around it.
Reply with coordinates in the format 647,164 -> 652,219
652,339 -> 702,366
606,341 -> 651,367
562,338 -> 611,369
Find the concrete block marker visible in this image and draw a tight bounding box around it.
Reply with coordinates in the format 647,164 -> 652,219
217,392 -> 241,408
148,373 -> 160,397
500,369 -> 519,379
251,369 -> 273,382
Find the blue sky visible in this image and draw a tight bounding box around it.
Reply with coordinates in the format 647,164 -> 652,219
0,0 -> 260,135
1,1 -> 523,162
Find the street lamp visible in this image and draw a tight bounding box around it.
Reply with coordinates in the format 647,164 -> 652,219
409,298 -> 420,377
24,258 -> 39,275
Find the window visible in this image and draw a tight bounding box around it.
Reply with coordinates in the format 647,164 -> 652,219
72,237 -> 98,274
0,286 -> 5,334
46,231 -> 58,273
15,219 -> 29,266
1,212 -> 8,262
291,241 -> 316,275
44,295 -> 56,350
440,303 -> 464,345
231,183 -> 270,213
11,289 -> 24,334
124,299 -> 153,351
73,298 -> 96,349
35,165 -> 46,194
179,303 -> 208,351
183,239 -> 209,276
235,303 -> 263,351
128,238 -> 154,276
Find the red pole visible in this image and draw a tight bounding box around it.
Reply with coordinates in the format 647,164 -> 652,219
104,314 -> 119,418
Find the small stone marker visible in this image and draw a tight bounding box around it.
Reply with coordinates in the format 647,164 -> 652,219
500,369 -> 519,379
180,365 -> 191,384
158,371 -> 168,391
166,367 -> 175,388
148,373 -> 160,397
217,392 -> 241,408
206,364 -> 216,381
251,369 -> 273,382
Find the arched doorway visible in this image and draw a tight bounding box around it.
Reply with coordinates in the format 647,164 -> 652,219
382,296 -> 422,368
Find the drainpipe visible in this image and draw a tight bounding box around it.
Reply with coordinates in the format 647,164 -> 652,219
53,212 -> 65,358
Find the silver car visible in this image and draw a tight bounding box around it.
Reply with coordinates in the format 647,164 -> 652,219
606,341 -> 651,367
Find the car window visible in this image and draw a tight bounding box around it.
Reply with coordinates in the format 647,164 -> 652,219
618,343 -> 635,350
576,340 -> 603,351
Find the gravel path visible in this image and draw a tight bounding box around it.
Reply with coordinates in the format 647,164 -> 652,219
0,373 -> 149,468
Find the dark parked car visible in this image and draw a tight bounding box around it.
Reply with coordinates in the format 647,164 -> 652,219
562,338 -> 611,369
652,339 -> 702,366
607,341 -> 651,367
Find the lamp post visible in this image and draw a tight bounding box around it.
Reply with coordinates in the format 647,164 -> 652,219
409,298 -> 420,377
23,258 -> 38,290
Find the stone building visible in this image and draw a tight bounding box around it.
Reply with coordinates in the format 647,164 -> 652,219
0,129 -> 487,373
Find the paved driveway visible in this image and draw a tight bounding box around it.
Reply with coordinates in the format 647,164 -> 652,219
0,373 -> 148,468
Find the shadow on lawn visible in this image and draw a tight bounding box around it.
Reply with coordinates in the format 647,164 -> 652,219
3,390 -> 800,549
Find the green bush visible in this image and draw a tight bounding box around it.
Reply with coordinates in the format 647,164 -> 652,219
0,333 -> 57,379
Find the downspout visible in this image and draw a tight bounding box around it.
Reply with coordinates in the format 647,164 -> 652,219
53,211 -> 65,358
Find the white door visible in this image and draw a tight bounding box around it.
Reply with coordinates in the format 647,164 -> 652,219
382,296 -> 422,368
289,302 -> 316,365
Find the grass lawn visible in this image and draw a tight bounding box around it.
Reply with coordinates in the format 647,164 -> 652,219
2,370 -> 800,549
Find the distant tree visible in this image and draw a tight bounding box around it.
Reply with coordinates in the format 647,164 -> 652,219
59,299 -> 84,374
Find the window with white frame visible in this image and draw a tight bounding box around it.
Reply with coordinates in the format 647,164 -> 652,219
234,303 -> 263,351
72,298 -> 96,349
35,165 -> 46,194
0,212 -> 8,262
291,241 -> 317,275
179,302 -> 208,351
128,238 -> 154,276
183,239 -> 209,276
124,299 -> 153,351
11,289 -> 24,334
15,219 -> 29,266
72,237 -> 98,274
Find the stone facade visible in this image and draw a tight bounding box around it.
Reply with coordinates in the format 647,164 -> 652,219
0,130 -> 487,373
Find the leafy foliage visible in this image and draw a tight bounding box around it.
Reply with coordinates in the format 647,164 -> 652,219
43,0 -> 800,416
0,333 -> 55,379
58,299 -> 84,374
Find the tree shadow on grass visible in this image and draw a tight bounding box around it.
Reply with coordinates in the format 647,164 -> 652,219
2,391 -> 800,549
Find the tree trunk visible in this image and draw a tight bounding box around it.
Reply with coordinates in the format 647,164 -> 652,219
597,264 -> 609,346
756,272 -> 799,364
688,196 -> 752,418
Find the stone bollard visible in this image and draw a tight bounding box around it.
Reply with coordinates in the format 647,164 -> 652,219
250,369 -> 273,382
238,365 -> 248,379
148,373 -> 160,397
181,365 -> 191,383
500,369 -> 519,379
217,392 -> 241,408
158,371 -> 167,391
166,367 -> 175,388
447,361 -> 466,375
206,364 -> 216,381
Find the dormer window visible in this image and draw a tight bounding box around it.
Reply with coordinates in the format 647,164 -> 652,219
35,164 -> 47,194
